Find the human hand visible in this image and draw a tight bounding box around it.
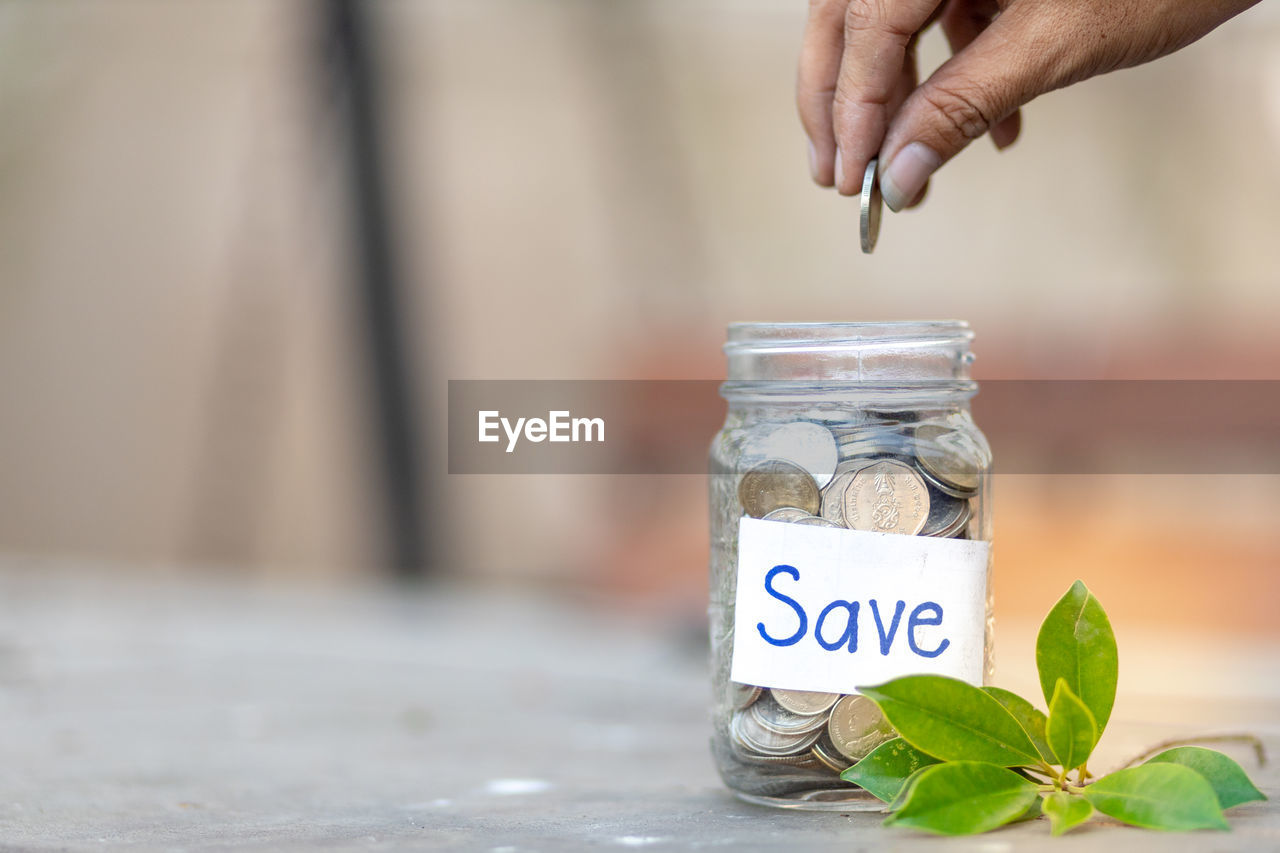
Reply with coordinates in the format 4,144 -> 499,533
797,0 -> 1261,211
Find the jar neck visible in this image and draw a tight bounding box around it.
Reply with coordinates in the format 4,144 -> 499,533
721,322 -> 976,405
721,381 -> 975,408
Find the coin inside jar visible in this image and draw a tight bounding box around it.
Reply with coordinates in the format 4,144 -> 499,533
771,688 -> 840,716
810,735 -> 853,773
842,459 -> 929,535
827,694 -> 894,762
818,459 -> 871,526
730,682 -> 763,710
913,423 -> 982,496
732,709 -> 824,756
738,460 -> 821,518
836,429 -> 913,462
919,483 -> 972,538
761,507 -> 814,523
749,693 -> 829,735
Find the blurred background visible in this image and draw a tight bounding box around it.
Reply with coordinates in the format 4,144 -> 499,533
1,0 -> 1278,646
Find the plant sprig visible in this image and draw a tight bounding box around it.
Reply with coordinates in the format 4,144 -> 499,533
841,580 -> 1267,835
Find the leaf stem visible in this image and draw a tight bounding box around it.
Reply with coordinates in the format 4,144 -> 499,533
1065,784 -> 1087,795
1117,733 -> 1268,770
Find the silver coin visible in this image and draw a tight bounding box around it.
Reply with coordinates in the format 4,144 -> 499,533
836,430 -> 913,461
761,507 -> 813,523
836,432 -> 911,450
732,709 -> 823,756
819,460 -> 871,526
860,157 -> 882,254
913,424 -> 982,496
842,459 -> 930,536
731,742 -> 823,767
810,735 -> 853,774
915,461 -> 977,500
731,682 -> 763,710
920,487 -> 971,538
827,422 -> 870,438
795,515 -> 841,529
934,500 -> 971,538
749,693 -> 830,735
771,688 -> 841,716
828,694 -> 894,762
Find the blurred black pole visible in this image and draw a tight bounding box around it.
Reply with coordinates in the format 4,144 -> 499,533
322,0 -> 429,579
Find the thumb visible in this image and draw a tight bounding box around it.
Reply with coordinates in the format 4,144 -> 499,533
877,8 -> 1066,211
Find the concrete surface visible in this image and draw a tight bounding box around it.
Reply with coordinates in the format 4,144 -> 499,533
0,565 -> 1276,851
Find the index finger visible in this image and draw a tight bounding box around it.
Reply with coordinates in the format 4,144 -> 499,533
832,0 -> 941,195
797,0 -> 851,187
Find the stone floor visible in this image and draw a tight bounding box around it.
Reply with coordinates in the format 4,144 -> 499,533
0,565 -> 1275,851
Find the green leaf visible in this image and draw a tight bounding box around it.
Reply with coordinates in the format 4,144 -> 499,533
1047,679 -> 1098,771
887,765 -> 932,812
1083,764 -> 1229,831
1013,793 -> 1044,823
883,762 -> 1040,835
1146,747 -> 1267,810
1036,580 -> 1118,735
1042,792 -> 1093,835
859,675 -> 1041,767
840,737 -> 940,804
983,686 -> 1054,764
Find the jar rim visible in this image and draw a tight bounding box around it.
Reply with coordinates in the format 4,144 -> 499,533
725,321 -> 972,352
723,321 -> 976,388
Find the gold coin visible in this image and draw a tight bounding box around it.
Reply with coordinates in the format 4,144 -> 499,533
827,694 -> 893,762
738,460 -> 820,518
913,424 -> 982,495
771,688 -> 840,715
842,459 -> 929,536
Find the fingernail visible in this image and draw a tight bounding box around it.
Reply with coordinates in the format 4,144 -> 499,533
808,140 -> 818,182
834,149 -> 844,190
880,142 -> 942,212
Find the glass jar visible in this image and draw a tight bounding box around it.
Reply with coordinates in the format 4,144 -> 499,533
708,322 -> 994,809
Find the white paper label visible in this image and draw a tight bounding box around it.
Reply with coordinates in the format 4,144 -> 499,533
730,517 -> 990,694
